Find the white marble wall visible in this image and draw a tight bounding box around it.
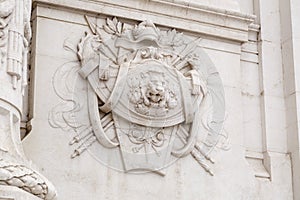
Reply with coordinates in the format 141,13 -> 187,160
21,0 -> 298,199
280,0 -> 300,199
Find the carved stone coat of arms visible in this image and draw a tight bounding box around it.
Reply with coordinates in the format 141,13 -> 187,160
49,16 -> 227,176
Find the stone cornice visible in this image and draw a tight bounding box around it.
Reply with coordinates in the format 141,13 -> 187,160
33,0 -> 255,42
150,0 -> 255,21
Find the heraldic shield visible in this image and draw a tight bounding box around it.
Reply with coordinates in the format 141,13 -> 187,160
50,16 -> 227,176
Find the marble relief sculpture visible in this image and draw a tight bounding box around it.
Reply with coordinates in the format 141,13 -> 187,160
0,0 -> 56,199
50,16 -> 228,176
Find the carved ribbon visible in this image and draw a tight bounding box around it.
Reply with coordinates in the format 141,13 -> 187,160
87,83 -> 119,148
172,95 -> 202,157
98,62 -> 130,113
